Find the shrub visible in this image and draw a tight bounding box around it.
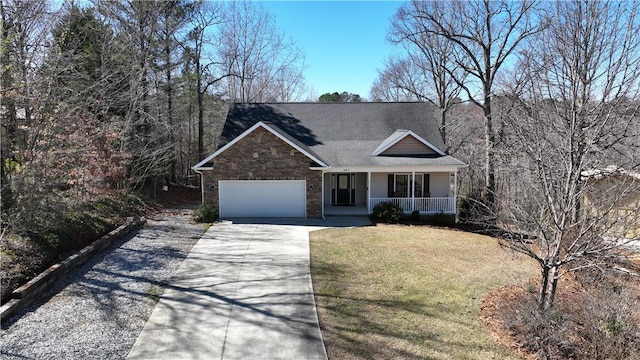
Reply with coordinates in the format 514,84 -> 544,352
430,211 -> 451,225
574,282 -> 640,359
501,292 -> 579,359
1,193 -> 129,304
410,210 -> 421,221
371,202 -> 403,223
498,275 -> 640,360
193,204 -> 219,223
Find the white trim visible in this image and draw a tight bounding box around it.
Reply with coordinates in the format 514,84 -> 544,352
372,130 -> 447,157
390,173 -> 431,198
369,197 -> 456,214
193,169 -> 205,204
454,171 -> 458,204
367,172 -> 371,213
411,171 -> 415,212
192,121 -> 328,170
330,172 -> 358,206
393,173 -> 409,196
325,165 -> 465,173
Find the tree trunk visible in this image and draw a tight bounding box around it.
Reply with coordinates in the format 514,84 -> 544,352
165,40 -> 176,183
539,265 -> 550,310
545,265 -> 560,310
197,89 -> 204,161
440,107 -> 447,150
0,5 -> 14,211
483,94 -> 496,214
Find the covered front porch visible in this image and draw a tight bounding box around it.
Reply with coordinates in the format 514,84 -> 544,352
324,204 -> 369,216
322,168 -> 459,217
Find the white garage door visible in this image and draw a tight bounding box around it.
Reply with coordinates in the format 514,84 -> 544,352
219,180 -> 306,217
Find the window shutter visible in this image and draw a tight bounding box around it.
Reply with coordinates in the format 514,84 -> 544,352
425,174 -> 431,197
387,174 -> 394,197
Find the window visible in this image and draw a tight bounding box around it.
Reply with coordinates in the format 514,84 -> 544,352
414,174 -> 423,197
388,174 -> 430,198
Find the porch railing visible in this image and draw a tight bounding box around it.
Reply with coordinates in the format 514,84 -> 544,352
369,197 -> 456,214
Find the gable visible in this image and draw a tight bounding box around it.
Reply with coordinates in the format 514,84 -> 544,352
193,121 -> 328,170
372,130 -> 446,157
379,134 -> 438,156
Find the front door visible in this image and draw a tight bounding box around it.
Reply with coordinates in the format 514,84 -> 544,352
334,173 -> 355,205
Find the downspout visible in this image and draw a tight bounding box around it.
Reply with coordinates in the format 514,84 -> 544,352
193,168 -> 205,204
321,170 -> 325,220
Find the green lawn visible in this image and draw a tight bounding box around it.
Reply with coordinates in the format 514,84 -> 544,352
310,224 -> 538,360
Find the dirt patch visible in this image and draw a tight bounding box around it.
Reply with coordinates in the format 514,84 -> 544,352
154,184 -> 201,209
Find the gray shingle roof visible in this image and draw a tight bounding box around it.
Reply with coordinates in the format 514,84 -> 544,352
219,102 -> 465,168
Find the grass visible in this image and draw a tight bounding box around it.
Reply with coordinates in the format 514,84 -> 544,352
310,224 -> 538,360
145,285 -> 163,303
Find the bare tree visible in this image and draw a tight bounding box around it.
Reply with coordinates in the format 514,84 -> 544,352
94,0 -> 177,193
371,55 -> 462,148
400,0 -> 544,213
381,1 -> 467,147
183,0 -> 225,161
2,1 -> 132,235
497,0 -> 640,310
153,0 -> 191,183
1,0 -> 52,212
370,58 -> 423,102
220,0 -> 306,102
0,0 -> 50,126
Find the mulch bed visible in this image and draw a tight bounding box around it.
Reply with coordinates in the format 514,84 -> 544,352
481,269 -> 640,360
481,284 -> 538,360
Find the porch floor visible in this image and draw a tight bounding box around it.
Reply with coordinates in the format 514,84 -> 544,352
324,204 -> 369,216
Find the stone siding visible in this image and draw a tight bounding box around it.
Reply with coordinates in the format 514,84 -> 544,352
202,126 -> 323,218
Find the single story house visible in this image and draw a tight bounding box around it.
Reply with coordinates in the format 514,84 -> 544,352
193,102 -> 467,219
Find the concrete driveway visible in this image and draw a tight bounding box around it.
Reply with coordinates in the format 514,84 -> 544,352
126,218 -> 358,360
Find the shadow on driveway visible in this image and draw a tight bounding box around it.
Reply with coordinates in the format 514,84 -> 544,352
127,220 -> 333,360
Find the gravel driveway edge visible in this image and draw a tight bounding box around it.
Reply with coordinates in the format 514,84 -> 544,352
0,211 -> 207,360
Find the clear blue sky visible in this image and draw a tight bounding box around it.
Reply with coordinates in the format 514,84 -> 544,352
261,1 -> 404,101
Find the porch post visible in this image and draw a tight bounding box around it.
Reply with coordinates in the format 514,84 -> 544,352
411,171 -> 415,212
453,171 -> 458,214
367,171 -> 371,214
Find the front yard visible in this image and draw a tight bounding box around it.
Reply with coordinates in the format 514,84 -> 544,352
310,224 -> 538,359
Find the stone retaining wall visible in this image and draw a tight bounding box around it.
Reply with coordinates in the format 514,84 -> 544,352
0,218 -> 146,323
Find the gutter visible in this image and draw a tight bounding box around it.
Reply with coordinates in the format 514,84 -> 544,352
320,167 -> 332,220
192,168 -> 205,204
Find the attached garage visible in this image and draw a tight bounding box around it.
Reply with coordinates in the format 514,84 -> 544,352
218,180 -> 306,218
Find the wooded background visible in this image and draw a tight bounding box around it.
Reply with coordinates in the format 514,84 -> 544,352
1,0 -> 639,310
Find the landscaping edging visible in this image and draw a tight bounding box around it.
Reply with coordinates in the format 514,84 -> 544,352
0,217 -> 146,323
